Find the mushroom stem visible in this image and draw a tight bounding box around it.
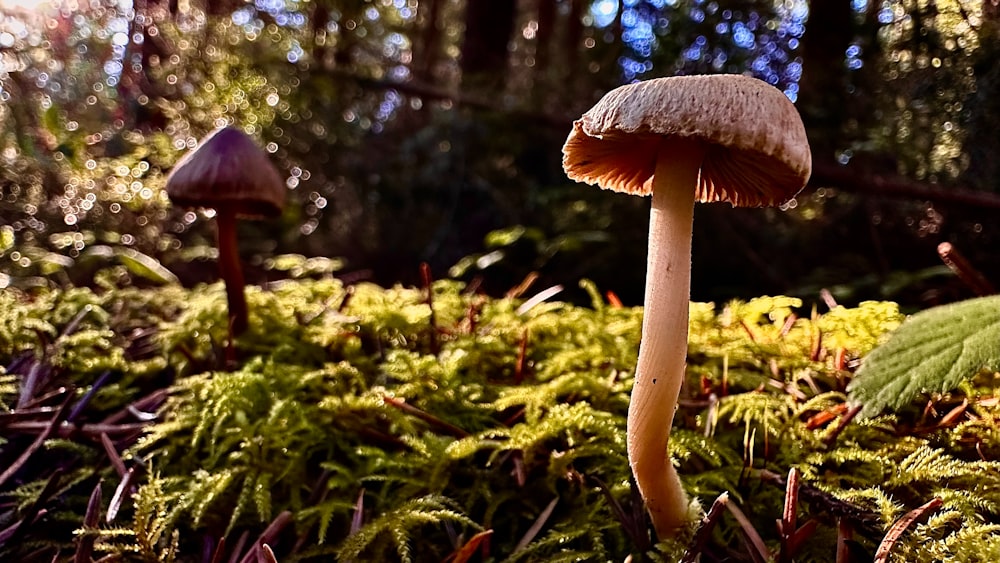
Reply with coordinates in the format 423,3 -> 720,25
628,137 -> 705,539
215,209 -> 248,336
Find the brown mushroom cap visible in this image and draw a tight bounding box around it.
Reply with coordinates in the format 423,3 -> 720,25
166,126 -> 286,218
562,74 -> 812,207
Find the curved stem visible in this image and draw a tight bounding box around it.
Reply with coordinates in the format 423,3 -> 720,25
216,209 -> 248,336
627,137 -> 704,539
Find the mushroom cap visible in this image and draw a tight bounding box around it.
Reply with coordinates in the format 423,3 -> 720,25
166,126 -> 286,218
562,74 -> 811,207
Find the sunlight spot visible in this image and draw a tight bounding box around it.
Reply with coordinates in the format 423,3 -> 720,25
0,0 -> 53,10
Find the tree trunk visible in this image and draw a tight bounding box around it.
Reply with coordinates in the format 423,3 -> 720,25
413,0 -> 443,83
795,0 -> 855,158
961,1 -> 1000,191
459,0 -> 517,93
534,0 -> 557,87
204,0 -> 242,16
311,2 -> 330,66
565,0 -> 584,70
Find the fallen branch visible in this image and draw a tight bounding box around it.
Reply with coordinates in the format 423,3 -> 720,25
680,492 -> 729,563
725,500 -> 772,562
937,242 -> 995,296
382,395 -> 469,438
237,511 -> 293,563
0,396 -> 73,489
874,497 -> 943,563
756,469 -> 882,537
810,160 -> 1000,210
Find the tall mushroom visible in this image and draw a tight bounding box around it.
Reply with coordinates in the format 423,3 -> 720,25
562,75 -> 811,538
166,126 -> 286,338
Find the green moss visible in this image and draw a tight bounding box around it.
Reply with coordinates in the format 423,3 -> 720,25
2,279 -> 1000,561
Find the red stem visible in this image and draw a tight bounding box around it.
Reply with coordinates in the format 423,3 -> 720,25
216,210 -> 248,336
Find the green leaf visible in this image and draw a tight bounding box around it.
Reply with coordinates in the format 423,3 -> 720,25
485,225 -> 541,248
0,226 -> 14,253
115,247 -> 179,285
848,295 -> 1000,418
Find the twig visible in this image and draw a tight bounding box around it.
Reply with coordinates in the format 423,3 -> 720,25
0,509 -> 47,546
4,352 -> 32,380
106,468 -> 134,523
19,384 -> 68,411
227,531 -> 250,563
740,320 -> 760,343
590,475 -> 647,550
510,451 -> 526,486
237,511 -> 293,563
62,304 -> 94,337
100,432 -> 129,479
780,468 -> 800,543
74,480 -> 102,563
779,313 -> 797,338
350,489 -> 366,536
291,470 -> 335,553
756,469 -> 882,537
805,403 -> 847,430
787,519 -> 819,560
605,290 -> 623,308
67,370 -> 114,423
932,399 -> 969,430
209,536 -> 227,563
420,262 -> 440,355
501,407 -> 525,427
836,518 -> 853,563
725,500 -> 771,563
515,285 -> 564,315
819,289 -> 838,310
5,469 -> 63,547
16,361 -> 47,410
101,388 -> 169,425
505,272 -> 539,299
513,329 -> 529,384
702,393 -> 719,437
304,469 -> 333,506
382,395 -> 469,438
874,497 -> 943,563
809,329 -> 824,362
834,348 -> 848,371
18,305 -> 93,409
513,497 -> 558,552
0,405 -> 61,425
3,421 -> 149,438
823,404 -> 863,446
258,543 -> 278,563
0,395 -> 73,489
680,492 -> 729,563
937,242 -> 995,296
446,529 -> 493,563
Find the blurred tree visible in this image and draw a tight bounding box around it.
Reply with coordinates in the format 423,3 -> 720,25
2,0 -> 1000,306
962,0 -> 1000,192
459,0 -> 516,92
797,0 -> 854,157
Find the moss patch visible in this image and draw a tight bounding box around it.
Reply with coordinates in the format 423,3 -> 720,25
2,278 -> 999,561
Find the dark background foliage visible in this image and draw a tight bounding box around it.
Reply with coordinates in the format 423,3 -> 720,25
2,0 -> 1000,308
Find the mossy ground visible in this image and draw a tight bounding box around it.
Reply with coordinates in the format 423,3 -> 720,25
2,274 -> 1000,562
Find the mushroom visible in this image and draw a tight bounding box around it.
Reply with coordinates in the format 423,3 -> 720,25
166,126 -> 286,337
562,74 -> 811,538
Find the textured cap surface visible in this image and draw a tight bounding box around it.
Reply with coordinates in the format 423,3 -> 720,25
562,74 -> 811,207
166,126 -> 286,218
